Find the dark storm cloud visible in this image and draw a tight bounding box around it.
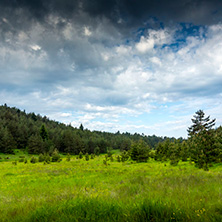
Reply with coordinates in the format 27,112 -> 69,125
1,0 -> 222,30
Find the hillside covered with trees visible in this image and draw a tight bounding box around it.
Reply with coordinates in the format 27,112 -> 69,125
0,104 -> 170,155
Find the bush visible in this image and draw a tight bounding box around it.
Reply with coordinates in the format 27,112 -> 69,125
85,153 -> 89,161
66,153 -> 71,161
19,158 -> 24,162
79,151 -> 83,159
51,149 -> 61,162
121,151 -> 129,162
30,156 -> 38,164
38,154 -> 45,162
116,155 -> 121,162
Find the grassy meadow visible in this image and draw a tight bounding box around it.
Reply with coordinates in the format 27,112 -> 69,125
0,151 -> 222,222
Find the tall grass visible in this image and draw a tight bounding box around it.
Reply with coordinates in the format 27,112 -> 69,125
0,153 -> 221,221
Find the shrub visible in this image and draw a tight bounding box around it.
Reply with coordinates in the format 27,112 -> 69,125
51,149 -> 61,162
85,153 -> 89,161
66,153 -> 71,161
45,154 -> 51,163
38,154 -> 45,162
30,156 -> 38,164
19,158 -> 24,162
79,151 -> 83,159
121,151 -> 129,162
116,155 -> 121,162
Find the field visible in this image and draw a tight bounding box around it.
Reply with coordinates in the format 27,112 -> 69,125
0,152 -> 222,222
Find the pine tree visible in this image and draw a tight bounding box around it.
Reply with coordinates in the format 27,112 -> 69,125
40,124 -> 48,141
187,110 -> 217,170
130,140 -> 150,162
187,110 -> 215,136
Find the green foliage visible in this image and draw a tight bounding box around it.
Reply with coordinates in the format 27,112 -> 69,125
94,147 -> 100,156
44,154 -> 51,163
19,158 -> 24,162
110,155 -> 114,162
120,150 -> 129,162
30,156 -> 38,164
66,153 -> 71,161
38,153 -> 45,162
180,141 -> 189,161
27,135 -> 44,154
51,149 -> 61,162
79,151 -> 83,159
79,123 -> 84,131
116,155 -> 121,162
0,127 -> 16,154
187,110 -> 216,136
107,150 -> 113,157
85,153 -> 89,161
130,140 -> 150,162
40,124 -> 48,141
188,110 -> 219,170
103,159 -> 108,166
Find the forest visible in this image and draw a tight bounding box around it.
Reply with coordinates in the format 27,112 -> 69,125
0,104 -> 174,155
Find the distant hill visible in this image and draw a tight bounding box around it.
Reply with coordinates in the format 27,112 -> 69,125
0,104 -> 176,154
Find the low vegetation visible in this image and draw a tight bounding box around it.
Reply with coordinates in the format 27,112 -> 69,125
0,152 -> 221,221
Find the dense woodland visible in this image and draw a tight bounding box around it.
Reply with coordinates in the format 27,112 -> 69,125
1,104 -> 222,171
0,104 -> 171,155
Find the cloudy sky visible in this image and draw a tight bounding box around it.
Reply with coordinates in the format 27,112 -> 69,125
1,0 -> 222,138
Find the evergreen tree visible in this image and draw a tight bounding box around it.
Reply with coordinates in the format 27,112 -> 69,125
85,153 -> 89,161
79,123 -> 84,131
40,124 -> 48,141
0,128 -> 16,154
188,110 -> 217,170
130,140 -> 150,162
187,110 -> 216,136
27,134 -> 44,154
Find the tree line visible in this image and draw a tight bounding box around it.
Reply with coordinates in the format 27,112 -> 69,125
0,104 -> 171,155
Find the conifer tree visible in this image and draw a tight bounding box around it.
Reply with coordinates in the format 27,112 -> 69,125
40,124 -> 48,141
188,110 -> 217,170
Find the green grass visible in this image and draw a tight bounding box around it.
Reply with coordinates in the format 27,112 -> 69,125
0,153 -> 221,221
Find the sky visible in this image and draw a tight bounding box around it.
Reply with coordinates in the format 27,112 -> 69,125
0,0 -> 222,138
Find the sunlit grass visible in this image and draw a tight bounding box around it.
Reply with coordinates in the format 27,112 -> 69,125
0,152 -> 221,221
